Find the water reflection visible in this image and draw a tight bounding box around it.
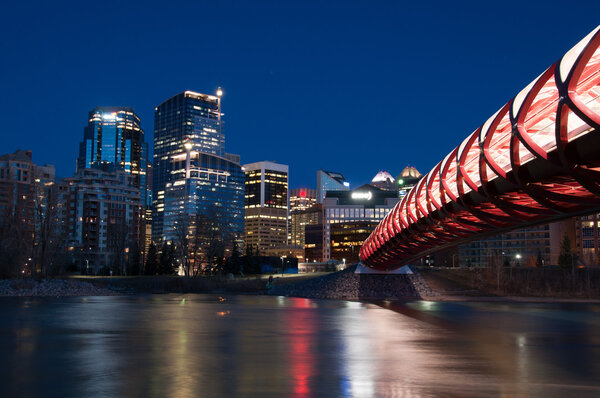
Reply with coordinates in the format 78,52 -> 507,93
0,296 -> 599,397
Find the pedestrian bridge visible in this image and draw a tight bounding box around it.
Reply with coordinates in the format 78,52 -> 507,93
361,25 -> 600,270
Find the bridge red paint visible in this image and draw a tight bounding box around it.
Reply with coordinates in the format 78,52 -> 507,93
360,26 -> 600,270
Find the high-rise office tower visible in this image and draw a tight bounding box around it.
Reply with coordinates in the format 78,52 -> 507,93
162,151 -> 245,249
289,188 -> 317,249
316,170 -> 349,203
289,188 -> 317,213
152,90 -> 243,247
243,161 -> 288,253
77,106 -> 148,203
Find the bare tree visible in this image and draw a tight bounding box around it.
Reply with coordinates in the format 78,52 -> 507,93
0,213 -> 29,278
190,206 -> 231,276
31,183 -> 69,276
172,213 -> 192,276
108,222 -> 130,275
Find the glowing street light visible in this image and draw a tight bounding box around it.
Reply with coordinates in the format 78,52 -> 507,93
216,87 -> 223,97
184,141 -> 193,151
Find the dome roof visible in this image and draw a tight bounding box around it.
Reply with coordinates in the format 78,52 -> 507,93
397,166 -> 422,179
371,171 -> 395,183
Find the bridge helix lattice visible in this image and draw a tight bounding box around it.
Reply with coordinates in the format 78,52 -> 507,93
360,25 -> 600,270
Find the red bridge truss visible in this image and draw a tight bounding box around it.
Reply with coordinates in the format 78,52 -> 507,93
360,26 -> 600,270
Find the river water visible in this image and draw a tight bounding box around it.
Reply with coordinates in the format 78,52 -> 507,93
0,295 -> 599,398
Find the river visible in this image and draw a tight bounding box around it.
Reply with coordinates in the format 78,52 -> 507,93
0,295 -> 599,397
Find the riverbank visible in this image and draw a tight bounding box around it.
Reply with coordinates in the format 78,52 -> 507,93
267,265 -> 439,300
417,266 -> 600,300
3,265 -> 599,302
0,278 -> 118,296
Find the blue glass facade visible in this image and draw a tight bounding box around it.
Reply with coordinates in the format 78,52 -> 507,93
77,107 -> 148,205
152,90 -> 243,244
316,170 -> 349,203
163,153 -> 244,244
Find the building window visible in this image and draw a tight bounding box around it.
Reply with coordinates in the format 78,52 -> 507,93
582,239 -> 595,248
582,227 -> 594,237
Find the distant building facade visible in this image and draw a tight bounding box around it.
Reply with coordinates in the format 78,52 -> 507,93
575,213 -> 600,265
370,171 -> 396,192
458,219 -> 574,267
62,164 -> 142,274
330,221 -> 379,264
322,184 -> 400,262
243,161 -> 288,253
316,170 -> 349,203
290,188 -> 317,213
289,188 -> 317,248
396,166 -> 422,199
291,204 -> 323,254
0,150 -> 55,273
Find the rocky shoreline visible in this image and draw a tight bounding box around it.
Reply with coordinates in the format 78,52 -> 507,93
0,278 -> 119,297
0,267 -> 440,299
268,265 -> 439,300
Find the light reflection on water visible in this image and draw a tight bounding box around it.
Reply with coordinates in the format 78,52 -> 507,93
0,295 -> 599,397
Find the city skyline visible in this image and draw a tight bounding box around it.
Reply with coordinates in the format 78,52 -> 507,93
2,1 -> 600,188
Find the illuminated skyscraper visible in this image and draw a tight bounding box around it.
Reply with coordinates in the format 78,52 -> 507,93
152,90 -> 243,245
289,188 -> 317,248
77,107 -> 148,203
370,171 -> 396,191
289,188 -> 317,213
243,161 -> 288,253
395,166 -> 422,199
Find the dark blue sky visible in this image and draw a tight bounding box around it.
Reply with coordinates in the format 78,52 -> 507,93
1,1 -> 599,188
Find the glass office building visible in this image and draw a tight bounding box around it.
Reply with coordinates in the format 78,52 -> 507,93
243,161 -> 288,253
322,185 -> 400,261
77,107 -> 148,204
316,170 -> 349,203
153,90 -> 243,244
162,152 -> 245,246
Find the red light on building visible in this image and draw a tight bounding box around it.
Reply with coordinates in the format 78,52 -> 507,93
300,190 -> 306,198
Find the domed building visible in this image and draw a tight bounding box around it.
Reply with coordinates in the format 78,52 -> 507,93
370,171 -> 396,192
396,166 -> 423,198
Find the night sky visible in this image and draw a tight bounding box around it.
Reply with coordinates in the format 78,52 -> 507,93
1,0 -> 599,188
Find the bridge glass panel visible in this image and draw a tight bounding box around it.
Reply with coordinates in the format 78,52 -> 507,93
487,111 -> 513,173
522,74 -> 559,158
